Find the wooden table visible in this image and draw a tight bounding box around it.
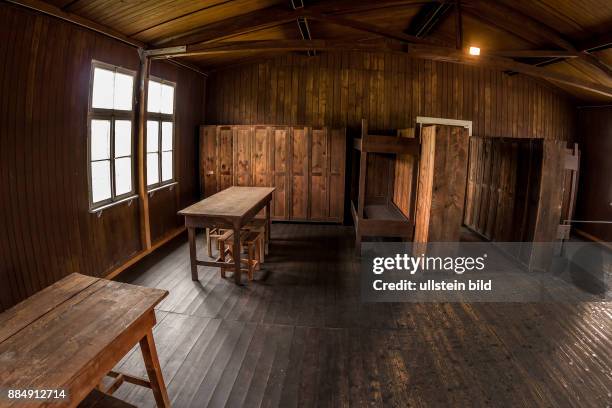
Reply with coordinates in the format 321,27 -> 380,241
178,186 -> 275,284
0,273 -> 170,408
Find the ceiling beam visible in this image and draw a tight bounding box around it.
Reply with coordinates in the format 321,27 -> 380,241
152,6 -> 299,47
455,0 -> 462,50
462,0 -> 612,78
577,31 -> 612,52
6,0 -> 145,48
404,44 -> 612,97
147,40 -> 404,58
153,0 -> 447,47
488,50 -> 580,58
306,11 -> 444,45
462,0 -> 574,50
405,2 -> 453,38
147,39 -> 612,97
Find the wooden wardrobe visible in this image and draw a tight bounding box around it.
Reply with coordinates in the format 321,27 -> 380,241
200,125 -> 346,223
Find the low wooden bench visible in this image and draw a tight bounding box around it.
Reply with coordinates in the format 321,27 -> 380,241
0,273 -> 170,407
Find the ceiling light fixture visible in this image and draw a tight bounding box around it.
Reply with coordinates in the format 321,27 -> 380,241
468,46 -> 481,56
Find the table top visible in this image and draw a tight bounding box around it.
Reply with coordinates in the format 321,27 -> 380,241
178,186 -> 275,219
0,273 -> 167,402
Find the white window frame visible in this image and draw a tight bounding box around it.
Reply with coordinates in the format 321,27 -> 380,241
87,60 -> 137,211
146,76 -> 176,191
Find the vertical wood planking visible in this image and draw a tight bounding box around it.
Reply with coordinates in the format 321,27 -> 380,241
206,53 -> 574,142
0,4 -> 205,311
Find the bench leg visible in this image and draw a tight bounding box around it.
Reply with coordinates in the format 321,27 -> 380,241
140,330 -> 170,408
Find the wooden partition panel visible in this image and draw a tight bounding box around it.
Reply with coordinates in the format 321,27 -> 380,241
575,107 -> 612,243
393,129 -> 417,219
464,137 -> 544,244
415,125 -> 469,243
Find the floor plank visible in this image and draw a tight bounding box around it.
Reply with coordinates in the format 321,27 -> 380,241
113,224 -> 612,407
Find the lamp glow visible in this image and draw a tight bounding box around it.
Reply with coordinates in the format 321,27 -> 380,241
469,46 -> 481,56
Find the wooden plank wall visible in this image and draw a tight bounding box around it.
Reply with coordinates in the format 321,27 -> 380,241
575,107 -> 612,242
148,60 -> 204,243
0,4 -> 204,311
205,53 -> 575,141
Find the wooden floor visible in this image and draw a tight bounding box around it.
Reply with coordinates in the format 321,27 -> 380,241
114,224 -> 612,407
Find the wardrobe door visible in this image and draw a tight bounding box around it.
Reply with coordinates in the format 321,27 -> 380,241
290,127 -> 309,220
252,126 -> 271,187
217,126 -> 233,190
328,128 -> 346,222
200,125 -> 218,198
310,128 -> 328,220
271,127 -> 290,219
233,126 -> 252,186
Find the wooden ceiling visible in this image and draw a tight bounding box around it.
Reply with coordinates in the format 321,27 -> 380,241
18,0 -> 612,101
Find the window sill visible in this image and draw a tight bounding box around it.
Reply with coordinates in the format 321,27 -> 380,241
89,194 -> 138,215
148,181 -> 178,196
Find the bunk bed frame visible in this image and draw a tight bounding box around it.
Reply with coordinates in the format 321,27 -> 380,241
351,119 -> 421,253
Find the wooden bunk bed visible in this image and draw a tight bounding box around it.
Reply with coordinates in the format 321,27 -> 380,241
351,119 -> 420,253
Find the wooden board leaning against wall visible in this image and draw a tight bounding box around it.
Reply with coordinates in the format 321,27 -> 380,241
200,125 -> 346,223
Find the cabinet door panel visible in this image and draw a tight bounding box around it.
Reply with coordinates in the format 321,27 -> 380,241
310,128 -> 328,220
329,128 -> 346,222
272,127 -> 289,219
200,126 -> 217,198
218,126 -> 233,190
233,126 -> 252,186
253,126 -> 270,187
291,127 -> 309,220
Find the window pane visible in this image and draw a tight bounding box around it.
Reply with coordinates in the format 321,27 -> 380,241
161,122 -> 173,151
147,80 -> 161,113
113,72 -> 133,111
147,121 -> 159,152
161,84 -> 174,114
161,151 -> 173,181
91,67 -> 114,109
147,153 -> 159,186
91,160 -> 111,203
115,157 -> 132,195
91,119 -> 110,161
115,120 -> 132,157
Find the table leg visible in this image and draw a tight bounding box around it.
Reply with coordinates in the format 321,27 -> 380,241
140,329 -> 170,408
265,201 -> 271,255
188,227 -> 198,281
233,223 -> 242,284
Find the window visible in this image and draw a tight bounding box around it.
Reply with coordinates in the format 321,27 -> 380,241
146,78 -> 175,189
88,61 -> 136,209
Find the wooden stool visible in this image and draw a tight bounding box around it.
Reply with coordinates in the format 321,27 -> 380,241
218,230 -> 262,280
243,218 -> 266,263
205,227 -> 227,258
